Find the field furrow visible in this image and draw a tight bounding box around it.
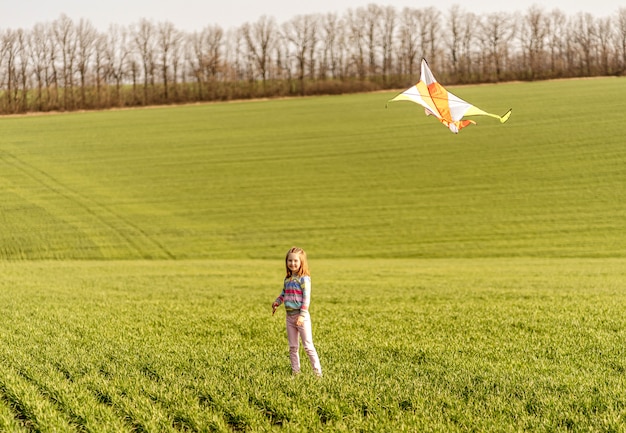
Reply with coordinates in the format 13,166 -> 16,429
0,148 -> 173,259
1,78 -> 625,260
0,80 -> 624,431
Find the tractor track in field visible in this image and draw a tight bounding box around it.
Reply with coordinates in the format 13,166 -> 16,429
0,149 -> 175,259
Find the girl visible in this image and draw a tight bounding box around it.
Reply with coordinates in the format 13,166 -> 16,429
272,247 -> 322,377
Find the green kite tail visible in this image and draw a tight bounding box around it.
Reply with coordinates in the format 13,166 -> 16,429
465,107 -> 513,123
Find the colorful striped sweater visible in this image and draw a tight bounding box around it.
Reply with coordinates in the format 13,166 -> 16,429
275,275 -> 311,317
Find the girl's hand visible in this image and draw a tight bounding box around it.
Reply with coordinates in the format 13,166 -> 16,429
296,316 -> 304,327
272,302 -> 279,315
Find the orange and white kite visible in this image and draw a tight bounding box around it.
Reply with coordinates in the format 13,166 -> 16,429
388,59 -> 512,133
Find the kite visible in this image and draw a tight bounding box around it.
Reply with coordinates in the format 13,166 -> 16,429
388,59 -> 512,133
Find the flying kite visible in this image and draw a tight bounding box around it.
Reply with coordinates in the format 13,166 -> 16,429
388,59 -> 512,133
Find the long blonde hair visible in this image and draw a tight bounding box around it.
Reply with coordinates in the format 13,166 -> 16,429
285,247 -> 310,278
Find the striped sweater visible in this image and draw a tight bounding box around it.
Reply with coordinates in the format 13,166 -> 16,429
275,275 -> 311,317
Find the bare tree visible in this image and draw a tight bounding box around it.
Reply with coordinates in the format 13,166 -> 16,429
595,17 -> 612,75
445,5 -> 464,78
28,23 -> 49,110
1,31 -> 12,110
187,31 -> 204,98
188,25 -> 223,99
420,8 -> 441,70
0,29 -> 20,113
318,12 -> 346,80
282,14 -> 318,94
76,19 -> 98,108
241,16 -> 277,91
617,8 -> 626,73
547,9 -> 567,77
345,8 -> 367,79
380,6 -> 396,83
520,6 -> 549,79
169,29 -> 185,102
225,28 -> 247,82
93,32 -> 108,107
459,12 -> 477,79
364,4 -> 382,78
16,29 -> 30,112
133,19 -> 156,104
156,21 -> 182,102
397,8 -> 421,78
1,5 -> 625,114
53,14 -> 78,109
205,26 -> 225,79
104,24 -> 130,106
571,12 -> 596,76
0,31 -> 5,91
478,12 -> 516,81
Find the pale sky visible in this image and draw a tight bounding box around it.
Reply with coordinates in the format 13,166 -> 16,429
2,0 -> 621,32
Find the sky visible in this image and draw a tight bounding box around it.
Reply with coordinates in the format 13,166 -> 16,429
3,0 -> 621,32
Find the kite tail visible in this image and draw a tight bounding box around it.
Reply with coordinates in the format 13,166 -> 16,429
464,106 -> 512,123
499,109 -> 512,124
485,108 -> 512,123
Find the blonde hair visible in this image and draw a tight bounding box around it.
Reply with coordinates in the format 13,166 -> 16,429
285,247 -> 310,278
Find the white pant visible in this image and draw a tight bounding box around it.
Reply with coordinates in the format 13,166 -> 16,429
286,314 -> 322,375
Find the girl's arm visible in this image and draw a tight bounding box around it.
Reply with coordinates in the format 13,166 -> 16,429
272,287 -> 285,314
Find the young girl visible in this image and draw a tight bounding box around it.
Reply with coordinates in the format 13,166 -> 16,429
272,247 -> 322,377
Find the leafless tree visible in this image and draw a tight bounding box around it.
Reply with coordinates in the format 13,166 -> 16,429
1,29 -> 19,111
104,24 -> 130,106
595,17 -> 612,75
156,21 -> 182,102
92,32 -> 108,107
345,8 -> 367,79
380,6 -> 396,83
282,14 -> 318,94
241,16 -> 277,90
459,12 -> 477,80
170,30 -> 185,102
28,23 -> 49,110
520,6 -> 549,79
1,5 -> 624,114
363,4 -> 382,78
397,8 -> 421,78
547,9 -> 567,76
133,19 -> 156,104
419,8 -> 441,70
76,19 -> 98,107
188,25 -> 224,99
617,8 -> 626,72
16,29 -> 30,112
445,5 -> 464,77
225,28 -> 247,82
478,12 -> 516,81
318,12 -> 346,80
571,12 -> 596,76
53,14 -> 77,109
204,25 -> 224,80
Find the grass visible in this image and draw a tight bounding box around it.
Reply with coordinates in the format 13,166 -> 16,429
0,259 -> 623,431
1,77 -> 625,260
0,77 -> 625,431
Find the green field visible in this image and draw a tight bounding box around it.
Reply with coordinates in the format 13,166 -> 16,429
0,78 -> 625,431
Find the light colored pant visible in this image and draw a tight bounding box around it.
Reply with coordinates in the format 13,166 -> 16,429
286,314 -> 322,375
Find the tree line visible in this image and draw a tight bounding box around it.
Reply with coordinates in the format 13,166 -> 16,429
1,4 -> 625,115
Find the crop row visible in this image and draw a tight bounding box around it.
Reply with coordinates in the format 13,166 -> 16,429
1,79 -> 625,260
0,259 -> 622,431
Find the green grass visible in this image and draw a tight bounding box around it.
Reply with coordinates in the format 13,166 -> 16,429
0,78 -> 625,431
1,77 -> 625,260
0,259 -> 623,432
